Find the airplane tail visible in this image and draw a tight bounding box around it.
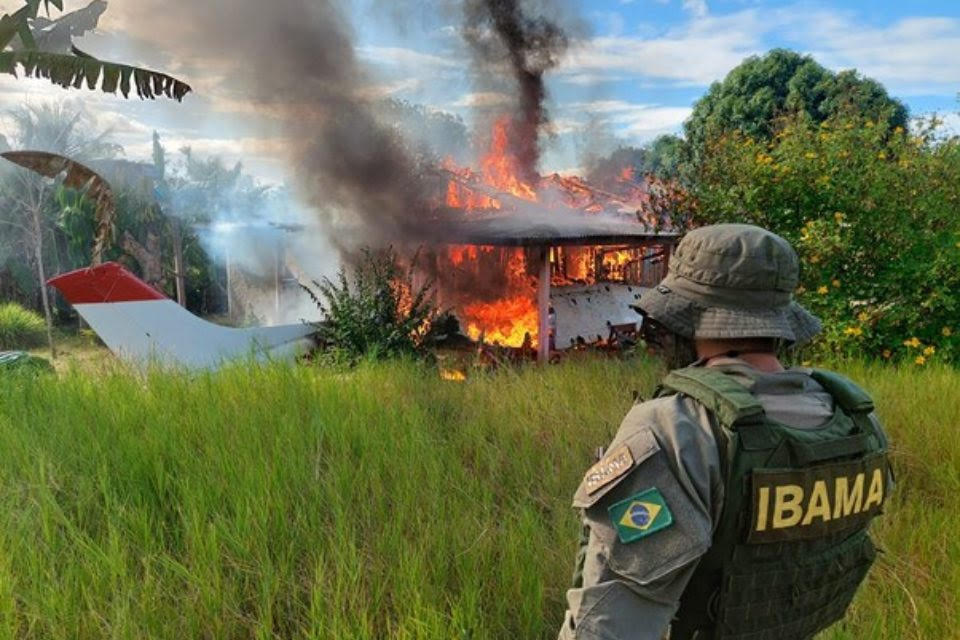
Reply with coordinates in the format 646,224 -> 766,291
48,262 -> 316,370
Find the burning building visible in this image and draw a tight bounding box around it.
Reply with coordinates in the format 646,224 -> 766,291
412,117 -> 681,363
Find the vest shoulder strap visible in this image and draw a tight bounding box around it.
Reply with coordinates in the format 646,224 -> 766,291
659,367 -> 764,427
808,369 -> 875,413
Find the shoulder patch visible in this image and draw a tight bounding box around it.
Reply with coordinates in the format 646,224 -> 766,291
608,487 -> 674,544
584,444 -> 634,495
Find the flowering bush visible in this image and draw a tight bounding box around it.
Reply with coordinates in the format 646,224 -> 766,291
690,114 -> 960,364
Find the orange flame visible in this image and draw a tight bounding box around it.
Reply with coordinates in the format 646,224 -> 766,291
439,115 -> 667,350
441,369 -> 467,382
462,294 -> 538,347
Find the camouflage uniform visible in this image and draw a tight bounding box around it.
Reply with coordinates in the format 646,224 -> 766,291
558,225 -> 891,640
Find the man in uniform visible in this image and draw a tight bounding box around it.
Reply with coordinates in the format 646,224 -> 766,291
558,224 -> 891,640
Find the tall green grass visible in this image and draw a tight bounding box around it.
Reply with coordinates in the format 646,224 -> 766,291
0,358 -> 954,639
0,303 -> 46,351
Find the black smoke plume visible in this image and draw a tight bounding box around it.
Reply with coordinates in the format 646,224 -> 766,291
129,0 -> 434,254
463,0 -> 570,183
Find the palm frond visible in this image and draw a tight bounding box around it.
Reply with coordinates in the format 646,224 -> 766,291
0,48 -> 191,101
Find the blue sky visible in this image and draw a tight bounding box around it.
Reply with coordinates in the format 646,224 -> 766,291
1,0 -> 959,182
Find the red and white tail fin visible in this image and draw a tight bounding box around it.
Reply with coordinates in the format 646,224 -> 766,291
48,262 -> 315,370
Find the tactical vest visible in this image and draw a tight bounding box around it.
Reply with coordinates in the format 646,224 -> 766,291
657,366 -> 889,640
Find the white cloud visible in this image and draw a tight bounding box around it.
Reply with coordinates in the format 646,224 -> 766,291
569,100 -> 656,114
799,16 -> 960,94
561,100 -> 691,141
449,92 -> 512,108
557,6 -> 960,98
543,118 -> 584,136
682,0 -> 709,19
559,10 -> 773,85
358,77 -> 422,99
357,46 -> 462,70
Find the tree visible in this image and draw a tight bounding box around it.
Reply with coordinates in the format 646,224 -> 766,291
684,49 -> 908,165
0,102 -> 120,355
689,112 -> 960,364
0,0 -> 190,101
585,135 -> 689,184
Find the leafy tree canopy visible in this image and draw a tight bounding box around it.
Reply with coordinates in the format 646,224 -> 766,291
684,49 -> 908,163
689,113 -> 960,364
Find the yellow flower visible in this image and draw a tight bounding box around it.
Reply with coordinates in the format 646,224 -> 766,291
844,326 -> 863,337
915,355 -> 926,365
923,346 -> 936,356
877,151 -> 887,160
832,279 -> 841,288
857,311 -> 870,323
903,337 -> 921,348
817,285 -> 829,295
834,212 -> 845,223
882,349 -> 892,359
943,327 -> 953,337
894,126 -> 904,134
805,152 -> 818,159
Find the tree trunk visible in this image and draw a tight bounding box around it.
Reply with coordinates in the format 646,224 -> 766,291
171,218 -> 186,307
122,231 -> 164,290
31,205 -> 56,359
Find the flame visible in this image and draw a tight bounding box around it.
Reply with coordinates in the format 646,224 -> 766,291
480,117 -> 537,201
438,114 -> 671,350
462,294 -> 538,347
441,369 -> 467,382
444,117 -> 538,211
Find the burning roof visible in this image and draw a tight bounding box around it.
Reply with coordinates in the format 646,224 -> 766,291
427,210 -> 675,247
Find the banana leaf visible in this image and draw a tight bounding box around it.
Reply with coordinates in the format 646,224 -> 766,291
0,48 -> 191,100
1,150 -> 116,265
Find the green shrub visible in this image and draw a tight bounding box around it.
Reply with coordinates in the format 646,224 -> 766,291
302,247 -> 442,363
0,302 -> 46,350
685,113 -> 960,365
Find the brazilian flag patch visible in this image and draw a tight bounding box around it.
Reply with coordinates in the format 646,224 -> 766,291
608,488 -> 673,544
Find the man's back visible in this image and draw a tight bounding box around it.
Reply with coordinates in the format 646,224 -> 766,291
558,359 -> 891,640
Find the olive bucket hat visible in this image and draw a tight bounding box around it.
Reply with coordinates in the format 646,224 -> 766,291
634,223 -> 822,345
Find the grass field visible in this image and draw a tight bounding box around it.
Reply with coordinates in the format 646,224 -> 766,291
0,353 -> 956,639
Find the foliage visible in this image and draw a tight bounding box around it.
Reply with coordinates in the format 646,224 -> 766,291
0,357 -> 955,638
690,112 -> 960,364
3,150 -> 115,263
0,301 -> 45,349
302,247 -> 441,362
684,49 -> 908,167
375,98 -> 471,165
0,0 -> 190,101
585,135 -> 687,184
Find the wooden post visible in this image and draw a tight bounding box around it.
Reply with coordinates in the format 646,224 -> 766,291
274,236 -> 282,322
171,218 -> 186,307
225,246 -> 233,320
537,246 -> 550,364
